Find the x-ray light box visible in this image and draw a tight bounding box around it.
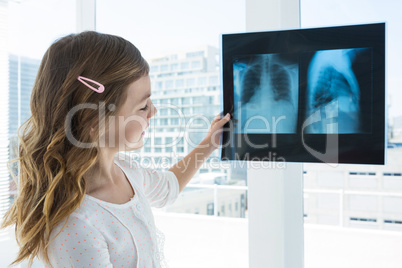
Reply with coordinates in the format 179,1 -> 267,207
220,23 -> 386,165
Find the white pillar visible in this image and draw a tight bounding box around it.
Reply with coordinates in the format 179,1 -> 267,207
245,0 -> 300,31
76,0 -> 96,32
245,0 -> 304,268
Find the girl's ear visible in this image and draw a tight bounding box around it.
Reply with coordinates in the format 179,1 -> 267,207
89,120 -> 98,134
89,123 -> 97,136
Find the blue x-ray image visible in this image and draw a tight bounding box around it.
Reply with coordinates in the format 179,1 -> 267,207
221,23 -> 385,164
233,53 -> 299,134
304,48 -> 372,134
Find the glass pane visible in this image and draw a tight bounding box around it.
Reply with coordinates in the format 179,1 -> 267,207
301,0 -> 402,266
2,0 -> 76,267
96,0 -> 247,267
301,0 -> 402,230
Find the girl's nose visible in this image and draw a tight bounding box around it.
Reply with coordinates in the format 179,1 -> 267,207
149,102 -> 157,118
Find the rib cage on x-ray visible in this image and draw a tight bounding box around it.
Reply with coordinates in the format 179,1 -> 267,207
311,66 -> 353,109
240,60 -> 262,104
305,48 -> 368,134
241,56 -> 292,105
234,54 -> 299,134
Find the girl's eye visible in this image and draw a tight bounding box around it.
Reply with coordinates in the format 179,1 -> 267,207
140,104 -> 149,111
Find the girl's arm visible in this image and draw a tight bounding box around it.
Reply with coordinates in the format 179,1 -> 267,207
169,113 -> 231,193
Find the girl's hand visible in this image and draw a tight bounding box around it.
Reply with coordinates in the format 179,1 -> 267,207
203,112 -> 231,151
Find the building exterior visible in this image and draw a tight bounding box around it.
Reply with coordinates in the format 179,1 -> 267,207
7,54 -> 41,203
8,54 -> 40,140
138,45 -> 230,177
303,146 -> 402,231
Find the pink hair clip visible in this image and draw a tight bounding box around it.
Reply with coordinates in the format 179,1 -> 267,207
77,76 -> 105,93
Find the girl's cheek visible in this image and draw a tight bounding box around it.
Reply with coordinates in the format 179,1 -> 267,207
126,119 -> 142,133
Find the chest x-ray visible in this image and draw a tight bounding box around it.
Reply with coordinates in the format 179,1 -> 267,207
304,48 -> 372,134
220,23 -> 385,164
233,53 -> 299,134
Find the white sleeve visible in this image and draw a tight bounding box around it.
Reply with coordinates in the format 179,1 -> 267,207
45,213 -> 113,268
137,163 -> 180,208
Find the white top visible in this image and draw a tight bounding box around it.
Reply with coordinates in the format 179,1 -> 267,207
40,152 -> 180,268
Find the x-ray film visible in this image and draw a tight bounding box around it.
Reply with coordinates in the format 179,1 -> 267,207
220,23 -> 385,165
233,53 -> 299,134
304,48 -> 372,134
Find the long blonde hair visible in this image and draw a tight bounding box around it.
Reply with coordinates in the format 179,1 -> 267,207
0,31 -> 149,267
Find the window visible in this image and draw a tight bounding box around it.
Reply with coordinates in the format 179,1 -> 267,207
207,202 -> 214,215
150,65 -> 159,73
95,0 -> 247,266
191,60 -> 201,69
181,61 -> 189,70
350,217 -> 377,223
209,75 -> 218,84
3,0 -> 78,266
160,64 -> 169,72
171,118 -> 179,125
171,63 -> 179,71
181,107 -> 189,114
154,137 -> 162,145
182,97 -> 191,104
186,78 -> 195,87
160,109 -> 169,116
171,97 -> 179,104
193,96 -> 207,104
186,51 -> 204,58
193,107 -> 205,114
165,80 -> 174,89
300,0 -> 402,265
3,1 -> 249,265
383,172 -> 402,176
176,79 -> 184,88
221,202 -> 225,216
384,219 -> 402,225
198,76 -> 207,86
349,172 -> 377,176
155,81 -> 163,90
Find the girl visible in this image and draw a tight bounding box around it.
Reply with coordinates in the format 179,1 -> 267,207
0,31 -> 231,268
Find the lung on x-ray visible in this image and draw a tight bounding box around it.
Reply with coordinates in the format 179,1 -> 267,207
233,53 -> 299,134
304,47 -> 372,134
220,23 -> 385,165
